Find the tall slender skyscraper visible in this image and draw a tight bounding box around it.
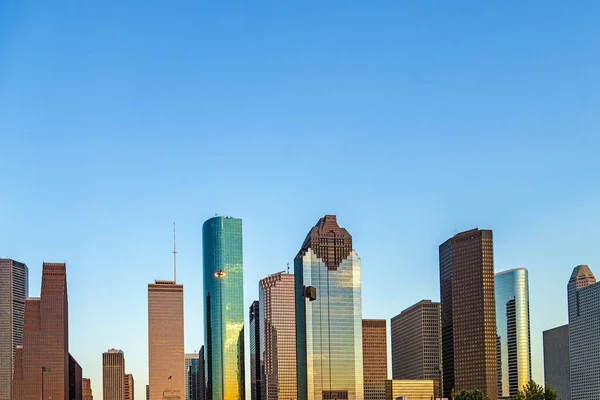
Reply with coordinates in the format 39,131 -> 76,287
199,346 -> 206,400
249,301 -> 261,400
148,280 -> 184,400
13,262 -> 69,400
295,215 -> 364,400
543,325 -> 570,400
203,216 -> 245,400
495,268 -> 531,398
70,354 -> 83,400
567,265 -> 600,400
439,229 -> 497,399
391,300 -> 441,382
0,258 -> 28,399
362,320 -> 387,400
103,349 -> 125,400
260,272 -> 296,400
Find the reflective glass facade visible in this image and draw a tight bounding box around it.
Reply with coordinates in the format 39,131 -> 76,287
495,268 -> 531,398
203,217 -> 245,400
250,301 -> 261,400
295,215 -> 364,400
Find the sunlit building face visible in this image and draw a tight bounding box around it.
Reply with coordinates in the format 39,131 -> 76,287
295,215 -> 364,400
203,217 -> 245,400
495,268 -> 531,398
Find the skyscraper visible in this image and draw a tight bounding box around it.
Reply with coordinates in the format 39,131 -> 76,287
567,265 -> 600,400
543,325 -> 570,400
390,300 -> 441,382
186,353 -> 199,400
203,216 -> 245,400
495,268 -> 531,398
198,346 -> 206,400
249,301 -> 261,400
13,262 -> 69,400
362,320 -> 387,400
260,272 -> 296,400
83,378 -> 94,400
70,354 -> 83,400
0,258 -> 28,399
125,374 -> 134,400
439,229 -> 497,399
103,349 -> 125,400
295,215 -> 364,400
148,280 -> 184,400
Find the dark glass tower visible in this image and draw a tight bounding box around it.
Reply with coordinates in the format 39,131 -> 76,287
203,216 -> 245,400
439,229 -> 497,399
295,215 -> 363,400
249,301 -> 261,400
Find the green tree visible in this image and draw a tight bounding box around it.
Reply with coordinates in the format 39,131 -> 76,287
453,389 -> 492,400
512,380 -> 559,400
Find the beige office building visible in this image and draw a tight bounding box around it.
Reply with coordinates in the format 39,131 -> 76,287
83,378 -> 94,400
103,349 -> 125,400
148,280 -> 184,400
125,374 -> 134,400
385,380 -> 439,400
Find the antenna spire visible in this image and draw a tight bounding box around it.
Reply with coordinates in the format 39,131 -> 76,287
173,221 -> 177,283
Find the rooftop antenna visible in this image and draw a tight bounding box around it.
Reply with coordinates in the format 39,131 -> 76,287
287,262 -> 290,274
173,221 -> 177,283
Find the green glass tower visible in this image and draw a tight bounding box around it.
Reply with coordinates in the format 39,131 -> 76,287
295,215 -> 364,400
203,216 -> 245,400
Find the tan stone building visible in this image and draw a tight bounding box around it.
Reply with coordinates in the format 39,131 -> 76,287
125,374 -> 135,400
103,349 -> 125,400
83,378 -> 94,400
148,280 -> 184,400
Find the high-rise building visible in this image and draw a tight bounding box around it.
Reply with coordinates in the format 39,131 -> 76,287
83,378 -> 94,400
390,300 -> 441,383
260,272 -> 296,400
186,353 -> 199,400
439,229 -> 497,399
148,280 -> 184,400
13,262 -> 69,400
362,319 -> 387,400
249,301 -> 261,400
543,325 -> 570,400
125,374 -> 134,400
186,353 -> 202,400
198,346 -> 206,400
384,380 -> 438,400
70,354 -> 83,400
495,268 -> 531,398
203,216 -> 245,400
567,265 -> 600,400
295,215 -> 364,400
103,349 -> 125,400
0,258 -> 28,399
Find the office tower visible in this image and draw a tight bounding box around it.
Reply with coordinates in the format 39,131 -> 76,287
439,229 -> 497,399
384,380 -> 438,400
146,386 -> 150,400
125,374 -> 134,400
249,301 -> 261,400
0,258 -> 28,399
543,325 -> 570,400
495,268 -> 531,398
70,354 -> 83,400
567,265 -> 600,400
295,215 -> 364,400
362,320 -> 388,400
148,279 -> 184,400
13,262 -> 69,400
103,349 -> 125,400
203,216 -> 245,400
260,272 -> 296,400
390,300 -> 441,383
185,353 -> 199,400
83,378 -> 94,400
198,346 -> 206,400
186,354 -> 202,400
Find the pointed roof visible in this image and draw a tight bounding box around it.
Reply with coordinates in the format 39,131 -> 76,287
296,215 -> 353,270
569,264 -> 596,290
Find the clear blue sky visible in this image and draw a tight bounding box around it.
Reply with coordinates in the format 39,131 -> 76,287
1,1 -> 599,397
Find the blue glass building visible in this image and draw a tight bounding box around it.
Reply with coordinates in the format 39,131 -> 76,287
295,215 -> 363,400
495,268 -> 531,398
203,216 -> 245,400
